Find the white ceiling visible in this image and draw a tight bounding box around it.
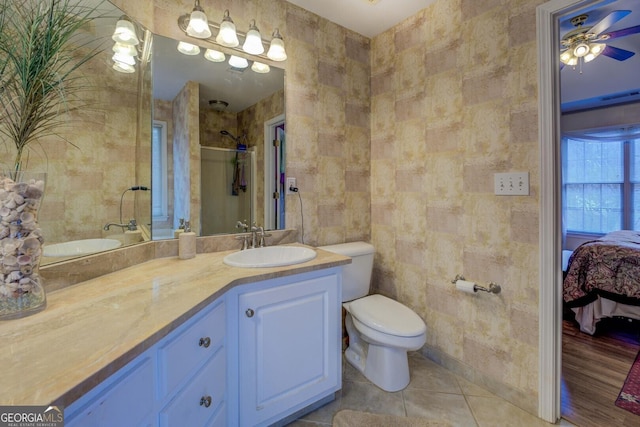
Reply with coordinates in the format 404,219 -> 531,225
284,0 -> 437,38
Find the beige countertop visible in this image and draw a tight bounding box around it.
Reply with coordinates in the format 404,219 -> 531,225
0,246 -> 350,407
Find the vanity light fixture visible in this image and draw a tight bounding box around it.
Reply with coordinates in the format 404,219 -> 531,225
251,61 -> 270,73
112,16 -> 139,46
112,52 -> 135,66
177,41 -> 201,55
185,0 -> 211,39
112,62 -> 135,74
228,55 -> 249,69
266,29 -> 287,61
177,8 -> 287,62
113,42 -> 137,56
216,10 -> 240,47
242,20 -> 264,55
204,48 -> 225,62
111,17 -> 151,74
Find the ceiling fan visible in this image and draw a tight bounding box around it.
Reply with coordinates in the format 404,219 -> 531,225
560,9 -> 640,70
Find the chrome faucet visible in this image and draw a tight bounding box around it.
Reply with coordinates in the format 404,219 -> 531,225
236,220 -> 249,232
104,219 -> 138,231
250,223 -> 267,248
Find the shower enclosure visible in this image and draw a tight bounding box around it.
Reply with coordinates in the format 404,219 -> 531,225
200,146 -> 256,235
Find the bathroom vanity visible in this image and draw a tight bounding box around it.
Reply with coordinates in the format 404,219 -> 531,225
0,247 -> 348,427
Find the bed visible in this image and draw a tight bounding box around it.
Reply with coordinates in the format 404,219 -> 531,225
563,230 -> 640,334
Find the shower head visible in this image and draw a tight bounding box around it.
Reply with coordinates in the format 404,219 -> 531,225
220,130 -> 238,142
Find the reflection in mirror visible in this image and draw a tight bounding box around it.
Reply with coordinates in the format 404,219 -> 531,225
36,1 -> 152,265
150,34 -> 285,240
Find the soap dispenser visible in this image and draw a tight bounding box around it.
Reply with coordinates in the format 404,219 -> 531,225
178,220 -> 196,259
174,218 -> 185,239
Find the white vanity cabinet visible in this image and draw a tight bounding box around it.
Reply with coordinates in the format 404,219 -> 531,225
65,300 -> 226,427
64,266 -> 342,427
227,268 -> 342,427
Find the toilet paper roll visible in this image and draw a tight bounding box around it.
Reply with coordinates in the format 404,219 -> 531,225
456,279 -> 477,294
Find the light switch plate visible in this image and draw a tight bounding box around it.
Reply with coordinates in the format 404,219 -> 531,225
494,172 -> 529,196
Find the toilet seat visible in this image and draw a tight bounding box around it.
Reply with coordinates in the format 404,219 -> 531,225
346,294 -> 426,337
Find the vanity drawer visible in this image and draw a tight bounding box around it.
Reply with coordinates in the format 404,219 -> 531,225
159,348 -> 226,427
158,300 -> 225,396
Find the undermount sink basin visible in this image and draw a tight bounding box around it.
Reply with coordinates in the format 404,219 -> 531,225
223,246 -> 317,268
43,238 -> 122,257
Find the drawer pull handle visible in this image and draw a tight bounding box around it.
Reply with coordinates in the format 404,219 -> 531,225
199,337 -> 211,348
245,308 -> 254,318
200,395 -> 212,408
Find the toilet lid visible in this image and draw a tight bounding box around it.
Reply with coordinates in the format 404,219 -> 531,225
348,294 -> 426,337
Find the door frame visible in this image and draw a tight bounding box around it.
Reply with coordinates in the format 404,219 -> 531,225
264,114 -> 286,229
537,0 -> 605,422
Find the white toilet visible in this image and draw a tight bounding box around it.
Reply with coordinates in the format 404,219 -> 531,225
318,242 -> 426,392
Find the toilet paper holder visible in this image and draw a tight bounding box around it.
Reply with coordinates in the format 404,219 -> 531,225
451,274 -> 501,294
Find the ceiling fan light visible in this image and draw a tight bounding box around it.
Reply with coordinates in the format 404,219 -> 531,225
251,61 -> 270,73
573,43 -> 589,57
228,55 -> 249,69
590,43 -> 605,55
560,50 -> 573,64
177,41 -> 200,55
584,53 -> 596,63
204,49 -> 225,62
112,17 -> 139,46
216,10 -> 239,47
566,57 -> 578,66
186,7 -> 211,39
267,29 -> 287,61
243,20 -> 264,55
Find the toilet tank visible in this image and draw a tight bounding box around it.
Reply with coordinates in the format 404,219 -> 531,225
318,242 -> 374,302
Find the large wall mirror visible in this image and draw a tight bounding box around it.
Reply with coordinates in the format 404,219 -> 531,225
37,1 -> 152,266
150,34 -> 285,240
38,1 -> 285,266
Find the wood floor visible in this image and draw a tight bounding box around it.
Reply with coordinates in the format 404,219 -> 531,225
562,316 -> 640,427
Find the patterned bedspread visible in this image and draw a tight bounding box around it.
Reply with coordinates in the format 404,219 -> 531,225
563,230 -> 640,307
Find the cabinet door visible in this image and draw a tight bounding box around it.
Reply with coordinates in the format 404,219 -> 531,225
65,357 -> 154,427
238,274 -> 340,426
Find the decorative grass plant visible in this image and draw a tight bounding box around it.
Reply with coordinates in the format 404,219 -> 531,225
0,0 -> 103,176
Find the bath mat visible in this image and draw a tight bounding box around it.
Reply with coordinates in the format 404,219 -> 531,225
332,409 -> 451,427
615,350 -> 640,415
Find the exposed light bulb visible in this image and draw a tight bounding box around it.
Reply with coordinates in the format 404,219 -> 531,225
204,49 -> 225,62
243,20 -> 264,55
216,10 -> 239,47
113,52 -> 136,66
251,61 -> 270,73
267,29 -> 287,61
573,43 -> 589,57
186,5 -> 211,39
177,41 -> 200,55
229,55 -> 249,68
590,43 -> 605,55
113,62 -> 135,73
112,17 -> 139,46
113,42 -> 137,56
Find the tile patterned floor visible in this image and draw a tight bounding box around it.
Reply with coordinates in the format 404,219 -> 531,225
288,352 -> 575,427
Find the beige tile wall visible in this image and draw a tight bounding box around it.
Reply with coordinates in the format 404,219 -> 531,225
28,47 -> 150,245
370,0 -> 544,414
